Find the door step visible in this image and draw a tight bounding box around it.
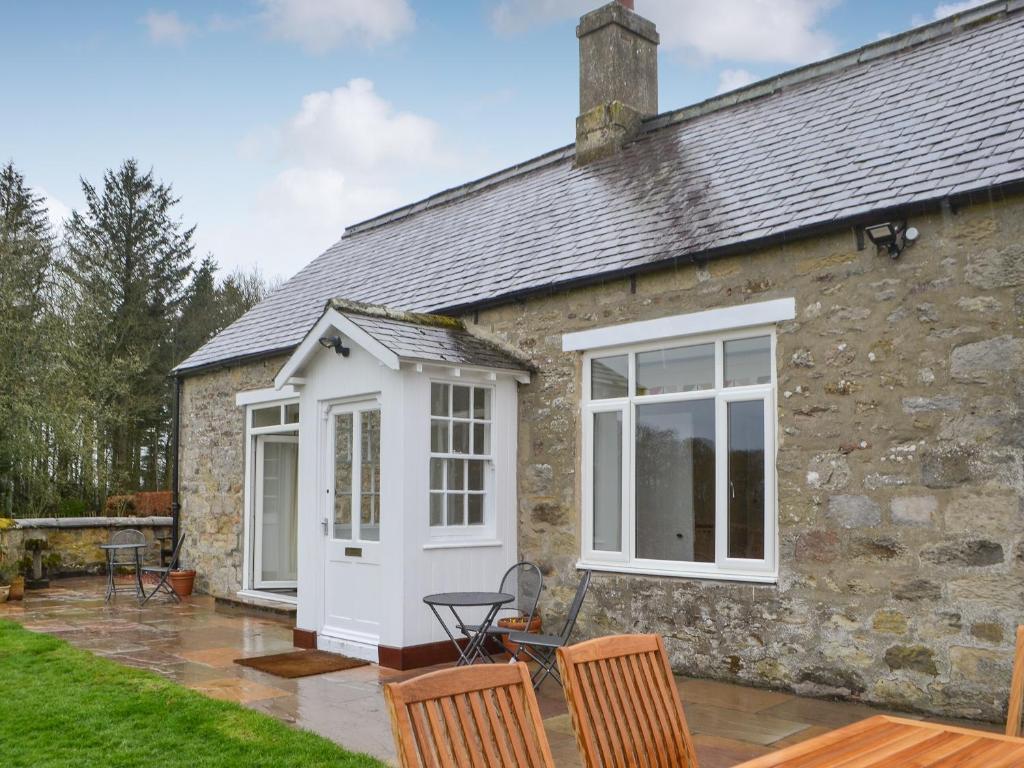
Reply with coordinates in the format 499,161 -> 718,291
215,593 -> 297,623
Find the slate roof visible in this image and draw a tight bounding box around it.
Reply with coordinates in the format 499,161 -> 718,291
176,2 -> 1024,374
328,300 -> 530,372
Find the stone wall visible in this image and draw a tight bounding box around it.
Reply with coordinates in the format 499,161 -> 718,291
469,192 -> 1024,721
0,517 -> 172,575
178,356 -> 288,598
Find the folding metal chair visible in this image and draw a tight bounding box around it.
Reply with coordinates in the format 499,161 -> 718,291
141,533 -> 185,605
509,569 -> 592,689
105,529 -> 146,600
457,560 -> 544,661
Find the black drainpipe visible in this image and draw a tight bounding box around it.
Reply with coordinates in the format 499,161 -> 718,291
170,375 -> 182,567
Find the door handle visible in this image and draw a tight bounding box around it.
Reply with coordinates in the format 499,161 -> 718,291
321,518 -> 329,535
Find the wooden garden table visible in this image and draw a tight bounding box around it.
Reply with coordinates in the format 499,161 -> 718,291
734,715 -> 1024,767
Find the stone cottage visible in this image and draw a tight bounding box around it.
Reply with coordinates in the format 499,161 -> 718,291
172,0 -> 1024,719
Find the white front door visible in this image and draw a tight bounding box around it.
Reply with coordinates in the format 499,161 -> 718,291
254,435 -> 298,589
322,401 -> 383,649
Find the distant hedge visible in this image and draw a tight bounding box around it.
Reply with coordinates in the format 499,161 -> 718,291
103,491 -> 172,517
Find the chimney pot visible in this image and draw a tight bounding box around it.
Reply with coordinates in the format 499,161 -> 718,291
575,2 -> 659,165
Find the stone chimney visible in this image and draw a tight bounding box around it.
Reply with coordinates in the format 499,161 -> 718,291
575,0 -> 659,165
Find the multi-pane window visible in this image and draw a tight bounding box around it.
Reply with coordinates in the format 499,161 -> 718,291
429,383 -> 490,529
582,331 -> 776,581
251,402 -> 300,429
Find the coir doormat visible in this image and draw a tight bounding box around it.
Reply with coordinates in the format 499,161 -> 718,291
235,649 -> 368,678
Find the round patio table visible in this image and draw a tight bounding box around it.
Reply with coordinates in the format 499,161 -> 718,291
423,591 -> 514,666
99,542 -> 146,602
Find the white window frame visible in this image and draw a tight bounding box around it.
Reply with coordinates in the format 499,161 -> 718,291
427,379 -> 497,542
240,397 -> 299,599
579,325 -> 778,583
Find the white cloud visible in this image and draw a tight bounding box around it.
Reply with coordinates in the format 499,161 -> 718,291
490,0 -> 837,64
211,168 -> 400,275
933,0 -> 989,19
281,79 -> 447,171
204,79 -> 458,277
259,0 -> 414,53
142,10 -> 194,46
36,187 -> 71,234
716,68 -> 757,94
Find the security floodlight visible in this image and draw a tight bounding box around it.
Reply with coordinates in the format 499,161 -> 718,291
318,335 -> 351,357
864,221 -> 916,259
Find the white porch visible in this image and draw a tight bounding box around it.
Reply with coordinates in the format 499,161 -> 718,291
237,300 -> 530,666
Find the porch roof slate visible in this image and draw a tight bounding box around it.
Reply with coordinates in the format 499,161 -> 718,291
175,2 -> 1024,375
329,300 -> 531,372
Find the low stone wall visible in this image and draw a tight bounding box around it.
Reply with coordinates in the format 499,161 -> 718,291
0,517 -> 173,576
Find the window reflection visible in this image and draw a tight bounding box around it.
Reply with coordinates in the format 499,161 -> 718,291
591,355 -> 628,399
592,411 -> 622,552
635,400 -> 716,563
724,337 -> 771,387
728,401 -> 764,559
636,344 -> 714,395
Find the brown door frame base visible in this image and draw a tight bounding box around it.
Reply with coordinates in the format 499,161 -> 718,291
378,639 -> 473,671
293,627 -> 317,649
295,632 -> 499,670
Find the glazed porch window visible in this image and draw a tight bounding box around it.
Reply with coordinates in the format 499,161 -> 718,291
582,332 -> 776,582
429,382 -> 491,529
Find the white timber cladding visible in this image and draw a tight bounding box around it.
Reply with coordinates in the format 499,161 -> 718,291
274,316 -> 517,657
570,301 -> 792,584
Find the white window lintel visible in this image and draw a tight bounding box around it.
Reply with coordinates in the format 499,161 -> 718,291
236,386 -> 297,407
562,298 -> 795,352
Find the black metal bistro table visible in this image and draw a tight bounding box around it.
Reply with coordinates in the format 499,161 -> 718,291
423,591 -> 514,666
99,542 -> 146,602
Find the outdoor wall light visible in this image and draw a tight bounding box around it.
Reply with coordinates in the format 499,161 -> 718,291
864,221 -> 919,259
318,335 -> 351,357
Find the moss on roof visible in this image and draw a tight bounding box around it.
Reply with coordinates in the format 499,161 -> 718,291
327,298 -> 465,331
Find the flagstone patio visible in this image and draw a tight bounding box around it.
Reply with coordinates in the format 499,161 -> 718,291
0,577 -> 999,767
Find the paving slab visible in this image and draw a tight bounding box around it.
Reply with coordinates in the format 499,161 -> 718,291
2,575 -> 989,767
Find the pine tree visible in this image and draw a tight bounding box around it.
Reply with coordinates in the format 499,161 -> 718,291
63,159 -> 194,494
0,162 -> 60,516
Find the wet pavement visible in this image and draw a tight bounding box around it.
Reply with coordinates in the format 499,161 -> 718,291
0,576 -> 999,767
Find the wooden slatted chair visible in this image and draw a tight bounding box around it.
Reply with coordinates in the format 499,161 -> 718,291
556,634 -> 699,768
1008,625 -> 1024,737
384,661 -> 556,768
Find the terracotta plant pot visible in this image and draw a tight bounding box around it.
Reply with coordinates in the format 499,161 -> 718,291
498,615 -> 542,655
168,569 -> 196,597
0,586 -> 9,603
8,575 -> 25,601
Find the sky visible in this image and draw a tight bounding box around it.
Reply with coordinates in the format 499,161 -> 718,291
0,0 -> 991,281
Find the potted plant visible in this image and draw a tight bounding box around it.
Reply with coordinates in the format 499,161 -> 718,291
0,565 -> 11,603
168,559 -> 196,597
8,559 -> 26,601
497,613 -> 543,655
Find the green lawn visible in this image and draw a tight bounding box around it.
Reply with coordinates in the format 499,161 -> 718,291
0,620 -> 385,767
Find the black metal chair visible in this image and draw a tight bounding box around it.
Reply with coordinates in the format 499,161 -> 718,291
509,569 -> 592,690
106,529 -> 146,599
457,561 -> 544,661
141,533 -> 185,605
